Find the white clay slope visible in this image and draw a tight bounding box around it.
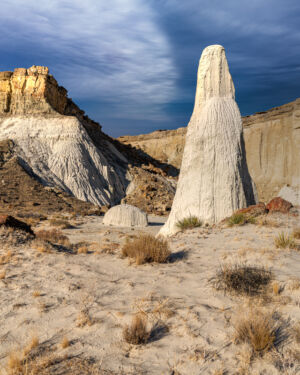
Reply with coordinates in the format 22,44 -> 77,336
159,45 -> 257,236
0,115 -> 127,206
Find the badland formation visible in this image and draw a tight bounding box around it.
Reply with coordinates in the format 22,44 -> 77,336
0,46 -> 299,375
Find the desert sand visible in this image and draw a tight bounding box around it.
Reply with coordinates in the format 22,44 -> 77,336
0,211 -> 299,374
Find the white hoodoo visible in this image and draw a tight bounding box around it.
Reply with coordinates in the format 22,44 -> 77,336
103,204 -> 148,227
159,45 -> 257,236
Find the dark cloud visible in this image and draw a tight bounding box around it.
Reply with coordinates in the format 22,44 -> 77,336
0,0 -> 299,137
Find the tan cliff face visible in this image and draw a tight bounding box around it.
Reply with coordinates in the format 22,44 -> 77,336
0,65 -> 101,133
118,98 -> 300,205
243,99 -> 300,204
0,66 -> 176,215
0,66 -> 68,115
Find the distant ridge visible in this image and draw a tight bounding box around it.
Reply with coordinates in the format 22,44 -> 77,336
118,98 -> 300,205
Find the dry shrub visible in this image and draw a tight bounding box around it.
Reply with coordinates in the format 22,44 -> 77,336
23,336 -> 39,356
5,336 -> 40,375
292,227 -> 300,240
3,338 -> 103,375
123,314 -> 150,345
77,246 -> 89,254
35,229 -> 70,246
97,242 -> 119,255
274,232 -> 297,249
295,322 -> 300,344
122,234 -> 170,265
61,337 -> 70,349
0,226 -> 33,246
256,217 -> 279,227
32,291 -> 41,298
0,250 -> 13,265
211,264 -> 272,296
227,213 -> 246,226
272,281 -> 281,295
32,241 -> 52,254
0,270 -> 6,279
49,218 -> 73,229
233,309 -> 279,354
176,216 -> 202,230
76,309 -> 93,327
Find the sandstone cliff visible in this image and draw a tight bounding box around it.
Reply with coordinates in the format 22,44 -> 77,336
0,66 -> 176,214
118,99 -> 300,205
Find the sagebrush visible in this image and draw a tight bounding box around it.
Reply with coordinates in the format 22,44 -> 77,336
211,264 -> 272,296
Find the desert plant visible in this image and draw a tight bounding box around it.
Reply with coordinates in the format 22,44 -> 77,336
77,246 -> 89,254
274,232 -> 296,249
122,234 -> 170,265
4,337 -> 101,375
0,270 -> 6,279
61,337 -> 70,349
227,213 -> 246,226
49,218 -> 73,229
246,216 -> 257,224
292,227 -> 300,240
123,314 -> 150,345
176,216 -> 202,230
234,309 -> 279,353
35,229 -> 70,246
256,217 -> 279,227
76,309 -> 93,327
211,264 -> 272,296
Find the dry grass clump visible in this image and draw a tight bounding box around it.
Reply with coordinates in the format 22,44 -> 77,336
76,309 -> 93,327
122,234 -> 170,265
5,336 -> 40,375
0,226 -> 33,246
61,337 -> 70,349
77,246 -> 89,254
0,269 -> 6,279
176,216 -> 202,231
227,213 -> 256,227
274,232 -> 297,249
32,241 -> 53,254
3,337 -> 103,375
295,322 -> 300,344
35,229 -> 70,246
49,218 -> 73,229
227,213 -> 246,226
211,264 -> 272,296
0,250 -> 13,265
292,227 -> 300,240
256,217 -> 279,227
123,314 -> 150,345
233,309 -> 279,354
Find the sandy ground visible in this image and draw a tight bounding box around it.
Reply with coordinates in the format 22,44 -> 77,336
0,212 -> 299,374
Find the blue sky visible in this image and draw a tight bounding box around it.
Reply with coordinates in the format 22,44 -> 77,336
1,0 -> 299,137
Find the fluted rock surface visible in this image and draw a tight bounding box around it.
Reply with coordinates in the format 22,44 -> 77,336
0,116 -> 128,206
0,66 -> 129,206
159,45 -> 256,236
103,204 -> 148,227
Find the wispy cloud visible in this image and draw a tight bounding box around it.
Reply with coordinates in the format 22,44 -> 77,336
0,0 -> 177,122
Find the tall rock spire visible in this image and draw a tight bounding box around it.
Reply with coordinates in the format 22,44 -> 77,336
159,45 -> 257,236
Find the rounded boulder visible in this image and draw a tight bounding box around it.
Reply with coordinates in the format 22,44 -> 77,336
103,204 -> 148,227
